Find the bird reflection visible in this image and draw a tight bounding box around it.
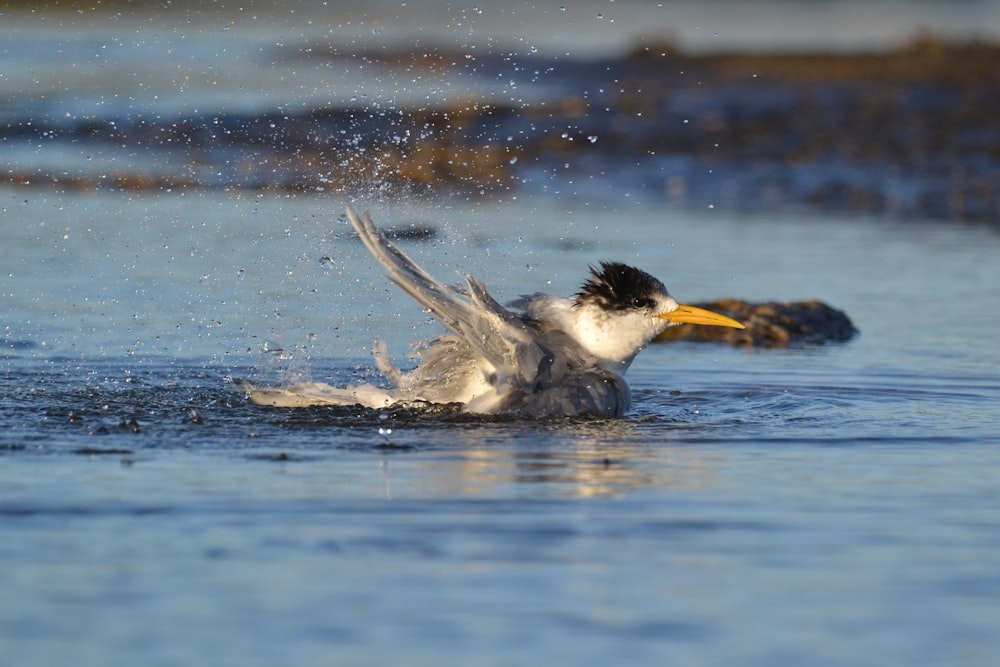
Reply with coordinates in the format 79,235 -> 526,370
382,420 -> 723,499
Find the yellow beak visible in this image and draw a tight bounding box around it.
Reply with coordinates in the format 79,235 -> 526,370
656,304 -> 746,329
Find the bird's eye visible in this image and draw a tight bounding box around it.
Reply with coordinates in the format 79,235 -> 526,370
633,297 -> 652,309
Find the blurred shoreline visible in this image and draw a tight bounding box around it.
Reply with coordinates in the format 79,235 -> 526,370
2,20 -> 998,222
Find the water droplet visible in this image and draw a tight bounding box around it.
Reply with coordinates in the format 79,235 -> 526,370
372,22 -> 384,36
261,341 -> 287,358
509,156 -> 518,165
587,135 -> 598,143
319,256 -> 335,267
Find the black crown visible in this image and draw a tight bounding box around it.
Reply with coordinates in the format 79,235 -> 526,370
575,261 -> 666,311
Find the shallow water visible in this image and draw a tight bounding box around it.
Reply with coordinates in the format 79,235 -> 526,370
3,187 -> 1000,666
4,2 -> 1000,664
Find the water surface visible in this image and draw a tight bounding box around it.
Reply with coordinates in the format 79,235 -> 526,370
3,2 -> 1000,664
3,188 -> 1000,666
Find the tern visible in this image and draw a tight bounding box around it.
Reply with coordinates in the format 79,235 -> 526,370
243,207 -> 745,417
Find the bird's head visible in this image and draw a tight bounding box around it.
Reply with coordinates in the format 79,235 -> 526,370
573,261 -> 744,369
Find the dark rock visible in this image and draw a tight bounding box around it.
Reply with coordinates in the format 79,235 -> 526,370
654,299 -> 857,348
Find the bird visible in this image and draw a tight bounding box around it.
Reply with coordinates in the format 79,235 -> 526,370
242,207 -> 745,417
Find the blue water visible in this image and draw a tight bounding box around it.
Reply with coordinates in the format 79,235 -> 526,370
3,189 -> 1000,666
3,3 -> 1000,666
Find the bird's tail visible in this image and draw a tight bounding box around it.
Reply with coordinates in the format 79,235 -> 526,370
233,342 -> 411,409
235,378 -> 400,409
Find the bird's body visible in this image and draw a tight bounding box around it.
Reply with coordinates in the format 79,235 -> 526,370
243,208 -> 744,417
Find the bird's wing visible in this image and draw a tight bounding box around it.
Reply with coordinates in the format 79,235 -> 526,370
346,207 -> 550,386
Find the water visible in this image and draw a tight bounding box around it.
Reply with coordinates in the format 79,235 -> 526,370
3,189 -> 1000,666
4,2 -> 1000,666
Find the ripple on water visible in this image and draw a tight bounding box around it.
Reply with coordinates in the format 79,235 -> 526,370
2,358 -> 996,457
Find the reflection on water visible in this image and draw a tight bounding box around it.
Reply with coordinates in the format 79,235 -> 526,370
402,420 -> 724,499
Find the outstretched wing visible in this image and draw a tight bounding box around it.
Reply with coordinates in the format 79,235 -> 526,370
346,207 -> 549,387
346,208 -> 630,416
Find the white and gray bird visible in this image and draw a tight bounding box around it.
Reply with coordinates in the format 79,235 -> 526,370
243,207 -> 745,417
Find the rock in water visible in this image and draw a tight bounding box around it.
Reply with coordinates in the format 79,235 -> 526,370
654,299 -> 857,348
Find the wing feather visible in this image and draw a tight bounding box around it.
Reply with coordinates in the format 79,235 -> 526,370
347,207 -> 542,384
